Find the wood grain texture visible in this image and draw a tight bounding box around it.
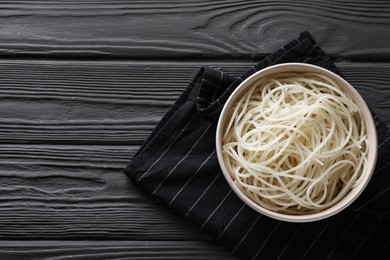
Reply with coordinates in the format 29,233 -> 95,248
0,144 -> 215,240
1,1 -> 388,258
0,241 -> 237,260
0,0 -> 388,59
0,60 -> 389,145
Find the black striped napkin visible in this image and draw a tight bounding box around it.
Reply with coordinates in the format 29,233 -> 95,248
124,32 -> 390,260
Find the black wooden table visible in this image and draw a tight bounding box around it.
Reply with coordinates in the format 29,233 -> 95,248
0,1 -> 389,259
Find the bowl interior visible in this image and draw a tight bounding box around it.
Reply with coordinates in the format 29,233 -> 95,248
216,63 -> 378,222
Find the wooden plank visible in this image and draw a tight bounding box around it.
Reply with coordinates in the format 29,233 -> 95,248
0,144 -> 214,240
0,1 -> 388,59
0,241 -> 237,260
0,60 -> 389,145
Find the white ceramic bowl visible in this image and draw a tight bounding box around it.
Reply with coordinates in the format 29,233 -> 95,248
216,63 -> 378,222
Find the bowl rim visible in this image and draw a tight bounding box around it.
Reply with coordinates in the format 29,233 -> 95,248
216,62 -> 378,222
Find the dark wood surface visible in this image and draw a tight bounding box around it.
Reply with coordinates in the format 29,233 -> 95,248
0,1 -> 389,259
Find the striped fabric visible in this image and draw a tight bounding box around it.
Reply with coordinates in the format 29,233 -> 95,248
124,32 -> 390,260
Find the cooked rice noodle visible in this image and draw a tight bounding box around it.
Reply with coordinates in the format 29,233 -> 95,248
222,72 -> 368,214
